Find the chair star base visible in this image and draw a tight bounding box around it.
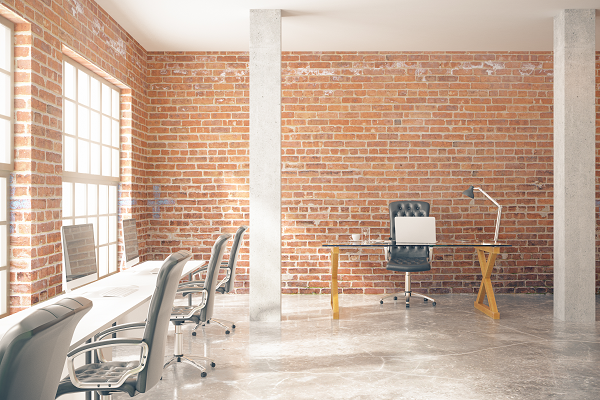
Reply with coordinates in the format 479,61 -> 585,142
192,317 -> 236,336
164,323 -> 215,377
380,272 -> 436,307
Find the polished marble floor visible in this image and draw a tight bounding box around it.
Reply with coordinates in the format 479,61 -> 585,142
113,293 -> 600,400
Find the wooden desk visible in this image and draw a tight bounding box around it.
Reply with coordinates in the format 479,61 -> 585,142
322,240 -> 509,320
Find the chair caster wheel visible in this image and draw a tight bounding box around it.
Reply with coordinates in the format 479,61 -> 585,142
393,296 -> 397,301
432,302 -> 436,306
380,300 -> 383,304
192,331 -> 196,336
201,371 -> 207,378
424,298 -> 428,302
232,324 -> 236,329
225,330 -> 230,334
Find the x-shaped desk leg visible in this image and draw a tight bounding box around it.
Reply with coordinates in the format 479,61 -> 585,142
330,246 -> 340,319
474,246 -> 500,319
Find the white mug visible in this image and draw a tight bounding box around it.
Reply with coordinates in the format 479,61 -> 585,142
351,234 -> 360,241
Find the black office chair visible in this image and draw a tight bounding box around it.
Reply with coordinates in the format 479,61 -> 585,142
179,225 -> 248,334
56,250 -> 192,399
380,201 -> 436,308
0,297 -> 92,400
164,233 -> 231,376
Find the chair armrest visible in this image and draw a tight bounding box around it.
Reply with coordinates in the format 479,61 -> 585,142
188,261 -> 209,276
171,289 -> 208,320
384,237 -> 393,261
178,281 -> 205,289
92,322 -> 146,362
178,281 -> 205,297
178,287 -> 207,299
93,322 -> 146,342
66,339 -> 149,390
67,338 -> 143,358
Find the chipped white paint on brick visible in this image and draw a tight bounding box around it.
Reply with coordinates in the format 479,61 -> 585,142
519,62 -> 552,76
91,18 -> 127,58
450,61 -> 506,76
68,0 -> 84,16
109,38 -> 126,58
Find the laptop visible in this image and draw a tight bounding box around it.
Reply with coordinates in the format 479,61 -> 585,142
394,217 -> 436,244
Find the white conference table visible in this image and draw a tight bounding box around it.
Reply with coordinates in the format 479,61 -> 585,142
0,259 -> 204,350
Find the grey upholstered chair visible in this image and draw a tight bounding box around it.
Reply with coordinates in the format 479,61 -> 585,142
0,296 -> 92,400
180,225 -> 248,333
380,201 -> 436,308
56,250 -> 192,399
165,233 -> 231,377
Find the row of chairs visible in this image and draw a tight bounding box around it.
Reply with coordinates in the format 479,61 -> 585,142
0,225 -> 248,400
165,225 -> 248,376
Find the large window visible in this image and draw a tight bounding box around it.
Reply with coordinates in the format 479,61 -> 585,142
62,58 -> 120,278
0,15 -> 13,318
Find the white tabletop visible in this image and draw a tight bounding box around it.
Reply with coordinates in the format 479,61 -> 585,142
0,259 -> 204,350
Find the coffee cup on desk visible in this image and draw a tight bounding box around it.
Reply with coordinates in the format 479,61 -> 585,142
351,234 -> 360,241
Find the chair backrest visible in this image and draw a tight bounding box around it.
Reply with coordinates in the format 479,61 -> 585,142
0,297 -> 92,400
389,201 -> 430,259
199,233 -> 232,321
136,250 -> 191,393
218,225 -> 248,294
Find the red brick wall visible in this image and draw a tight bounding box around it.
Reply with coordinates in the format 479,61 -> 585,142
281,52 -> 555,295
145,51 -> 569,295
145,52 -> 250,288
2,0 -> 150,313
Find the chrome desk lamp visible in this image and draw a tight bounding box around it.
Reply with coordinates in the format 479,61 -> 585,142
462,185 -> 502,243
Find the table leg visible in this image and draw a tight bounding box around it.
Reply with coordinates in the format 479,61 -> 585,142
330,246 -> 339,319
474,246 -> 500,319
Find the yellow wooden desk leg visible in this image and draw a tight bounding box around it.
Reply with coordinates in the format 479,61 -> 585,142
474,246 -> 501,319
331,247 -> 340,319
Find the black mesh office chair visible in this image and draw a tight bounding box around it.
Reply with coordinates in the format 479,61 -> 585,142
56,250 -> 191,399
165,233 -> 231,377
179,225 -> 248,334
0,297 -> 92,400
380,201 -> 436,308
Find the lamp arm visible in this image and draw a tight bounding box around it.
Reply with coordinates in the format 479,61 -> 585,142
475,187 -> 502,243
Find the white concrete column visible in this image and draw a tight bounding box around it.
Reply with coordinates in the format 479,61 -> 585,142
249,9 -> 282,321
553,9 -> 596,322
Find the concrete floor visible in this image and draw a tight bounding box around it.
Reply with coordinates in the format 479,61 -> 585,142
112,293 -> 600,400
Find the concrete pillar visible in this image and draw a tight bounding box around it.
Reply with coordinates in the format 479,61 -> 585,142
553,9 -> 596,322
249,9 -> 282,321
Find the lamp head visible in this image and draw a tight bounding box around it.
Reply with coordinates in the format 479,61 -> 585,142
462,185 -> 475,199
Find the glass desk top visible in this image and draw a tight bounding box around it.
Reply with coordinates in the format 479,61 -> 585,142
322,240 -> 510,248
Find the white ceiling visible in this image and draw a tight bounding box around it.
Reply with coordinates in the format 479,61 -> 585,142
94,0 -> 600,52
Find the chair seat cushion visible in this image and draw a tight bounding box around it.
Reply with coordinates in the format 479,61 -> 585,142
170,306 -> 201,322
56,361 -> 139,397
387,256 -> 431,272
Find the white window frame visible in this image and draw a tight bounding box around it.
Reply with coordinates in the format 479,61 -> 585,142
0,15 -> 13,319
0,172 -> 9,318
62,57 -> 120,279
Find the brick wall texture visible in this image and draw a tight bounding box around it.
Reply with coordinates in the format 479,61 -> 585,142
2,0 -> 599,314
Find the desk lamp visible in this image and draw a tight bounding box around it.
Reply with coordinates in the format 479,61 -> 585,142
462,185 -> 502,243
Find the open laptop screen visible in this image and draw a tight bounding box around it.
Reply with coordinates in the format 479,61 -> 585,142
394,216 -> 437,244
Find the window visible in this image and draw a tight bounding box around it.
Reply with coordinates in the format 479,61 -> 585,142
0,15 -> 13,318
62,58 -> 120,278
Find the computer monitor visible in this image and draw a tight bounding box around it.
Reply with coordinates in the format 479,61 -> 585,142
122,218 -> 140,269
61,223 -> 98,292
